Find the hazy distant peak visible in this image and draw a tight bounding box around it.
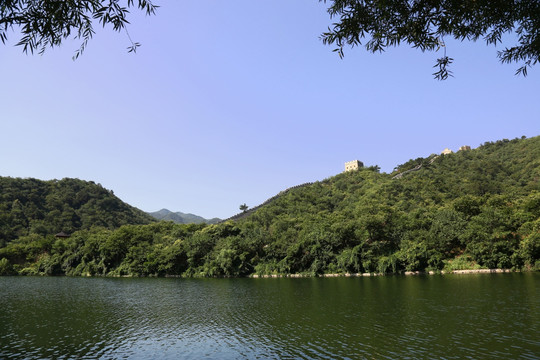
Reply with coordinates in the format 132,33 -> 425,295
147,209 -> 221,224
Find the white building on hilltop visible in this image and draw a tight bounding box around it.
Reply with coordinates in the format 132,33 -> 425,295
441,148 -> 453,155
345,160 -> 363,172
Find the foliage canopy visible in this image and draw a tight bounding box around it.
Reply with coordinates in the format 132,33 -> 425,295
321,0 -> 540,79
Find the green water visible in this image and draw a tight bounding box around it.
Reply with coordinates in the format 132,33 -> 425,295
0,273 -> 538,359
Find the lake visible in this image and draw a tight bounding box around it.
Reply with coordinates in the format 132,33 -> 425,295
0,273 -> 538,359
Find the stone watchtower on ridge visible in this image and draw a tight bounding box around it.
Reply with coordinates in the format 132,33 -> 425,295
441,148 -> 453,155
345,160 -> 363,172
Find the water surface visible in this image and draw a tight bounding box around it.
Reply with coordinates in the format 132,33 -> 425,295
0,273 -> 538,359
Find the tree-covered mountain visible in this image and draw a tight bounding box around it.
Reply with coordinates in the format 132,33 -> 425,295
148,209 -> 220,225
0,136 -> 538,276
0,177 -> 155,247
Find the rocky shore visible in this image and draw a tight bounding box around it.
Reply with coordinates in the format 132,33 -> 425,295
250,269 -> 516,278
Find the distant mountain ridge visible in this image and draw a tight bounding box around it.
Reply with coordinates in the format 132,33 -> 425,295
148,209 -> 221,224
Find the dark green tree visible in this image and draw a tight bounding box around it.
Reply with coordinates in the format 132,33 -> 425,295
0,0 -> 158,58
321,0 -> 540,79
239,203 -> 249,213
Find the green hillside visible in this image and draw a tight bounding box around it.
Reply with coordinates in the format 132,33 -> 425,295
1,136 -> 538,276
244,136 -> 539,274
0,177 -> 155,247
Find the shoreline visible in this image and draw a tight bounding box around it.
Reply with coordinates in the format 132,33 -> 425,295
251,268 -> 516,278
4,268 -> 524,278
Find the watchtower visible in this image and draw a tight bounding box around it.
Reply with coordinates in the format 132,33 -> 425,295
344,160 -> 363,172
441,148 -> 453,155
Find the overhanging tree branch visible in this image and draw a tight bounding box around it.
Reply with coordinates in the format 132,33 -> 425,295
320,0 -> 540,79
0,0 -> 158,58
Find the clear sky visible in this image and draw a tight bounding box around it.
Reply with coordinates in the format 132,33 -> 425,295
1,1 -> 539,219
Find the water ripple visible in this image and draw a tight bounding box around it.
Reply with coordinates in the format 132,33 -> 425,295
0,274 -> 538,359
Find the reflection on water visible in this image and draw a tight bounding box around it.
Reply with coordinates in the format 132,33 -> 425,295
0,274 -> 538,359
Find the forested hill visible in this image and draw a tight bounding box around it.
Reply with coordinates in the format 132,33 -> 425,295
229,136 -> 539,224
237,136 -> 539,273
249,136 -> 540,223
0,177 -> 155,246
0,136 -> 538,277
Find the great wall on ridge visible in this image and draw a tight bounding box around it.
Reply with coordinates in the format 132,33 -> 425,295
221,145 -> 470,223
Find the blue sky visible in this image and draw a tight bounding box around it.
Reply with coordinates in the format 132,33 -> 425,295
1,1 -> 539,219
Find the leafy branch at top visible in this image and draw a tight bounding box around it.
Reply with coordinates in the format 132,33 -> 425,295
0,0 -> 158,59
320,0 -> 540,79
